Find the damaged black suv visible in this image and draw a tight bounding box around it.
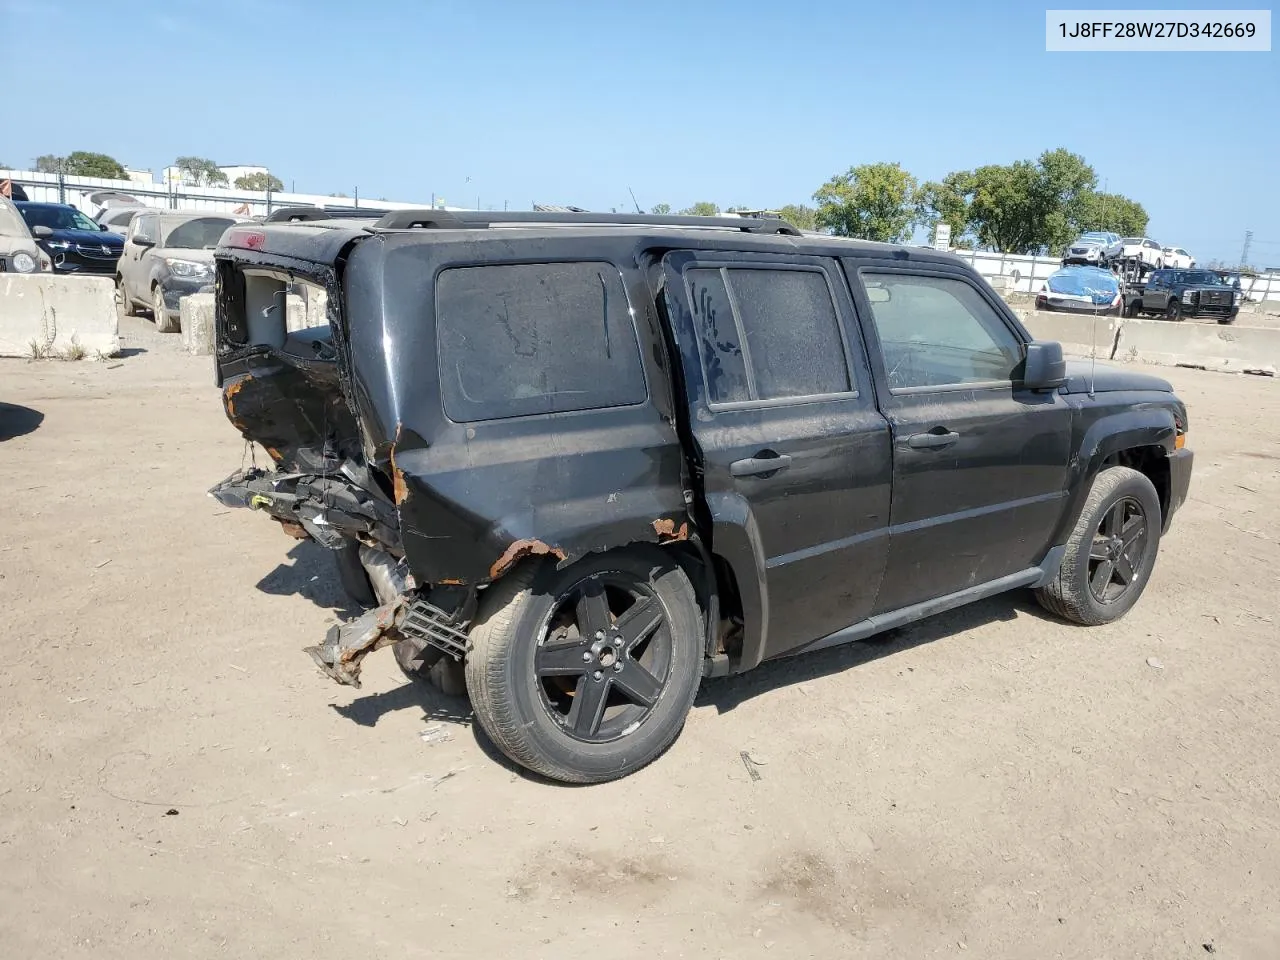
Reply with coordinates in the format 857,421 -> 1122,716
211,208 -> 1193,783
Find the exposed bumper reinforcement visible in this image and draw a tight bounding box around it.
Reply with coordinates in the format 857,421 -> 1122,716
305,595 -> 471,688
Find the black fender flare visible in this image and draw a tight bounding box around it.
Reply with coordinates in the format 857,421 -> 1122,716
1050,406 -> 1177,546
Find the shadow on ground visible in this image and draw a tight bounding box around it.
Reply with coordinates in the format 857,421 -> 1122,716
255,540 -> 364,616
698,591 -> 1048,714
0,402 -> 44,442
332,680 -> 473,728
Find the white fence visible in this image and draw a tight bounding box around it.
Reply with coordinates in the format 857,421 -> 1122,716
950,248 -> 1280,303
0,169 -> 461,219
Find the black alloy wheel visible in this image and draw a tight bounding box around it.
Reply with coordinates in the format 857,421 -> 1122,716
534,573 -> 673,742
1087,496 -> 1148,604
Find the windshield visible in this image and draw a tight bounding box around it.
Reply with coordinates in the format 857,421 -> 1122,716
1181,271 -> 1220,285
1080,233 -> 1111,243
19,204 -> 101,232
161,217 -> 236,249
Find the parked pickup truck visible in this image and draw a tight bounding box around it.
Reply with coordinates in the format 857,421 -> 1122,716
1128,268 -> 1242,323
209,208 -> 1193,783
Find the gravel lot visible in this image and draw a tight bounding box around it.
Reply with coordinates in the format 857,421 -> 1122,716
2,316 -> 1278,959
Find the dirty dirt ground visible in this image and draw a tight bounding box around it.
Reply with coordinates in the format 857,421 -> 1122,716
2,316 -> 1278,959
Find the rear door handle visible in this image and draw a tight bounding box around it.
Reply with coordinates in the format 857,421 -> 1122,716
730,453 -> 792,477
906,430 -> 960,449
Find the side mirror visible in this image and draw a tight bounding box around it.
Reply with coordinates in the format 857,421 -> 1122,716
32,225 -> 53,238
1023,340 -> 1067,391
132,236 -> 155,248
99,222 -> 110,231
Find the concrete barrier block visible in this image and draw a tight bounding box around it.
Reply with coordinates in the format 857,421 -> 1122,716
180,293 -> 216,356
1118,318 -> 1280,374
1021,310 -> 1120,360
0,274 -> 118,358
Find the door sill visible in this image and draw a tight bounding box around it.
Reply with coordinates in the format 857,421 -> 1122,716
783,545 -> 1066,659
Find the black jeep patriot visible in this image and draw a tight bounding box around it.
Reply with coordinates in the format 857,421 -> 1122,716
211,208 -> 1193,783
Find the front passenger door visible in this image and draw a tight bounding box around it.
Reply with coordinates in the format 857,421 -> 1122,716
123,214 -> 156,301
1144,271 -> 1166,311
846,263 -> 1073,614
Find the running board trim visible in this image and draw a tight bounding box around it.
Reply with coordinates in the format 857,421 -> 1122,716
784,545 -> 1067,660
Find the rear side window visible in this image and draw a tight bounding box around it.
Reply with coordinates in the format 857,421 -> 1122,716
437,261 -> 646,422
685,265 -> 852,406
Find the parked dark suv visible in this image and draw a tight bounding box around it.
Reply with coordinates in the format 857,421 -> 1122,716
210,209 -> 1193,783
1130,268 -> 1241,323
15,201 -> 124,275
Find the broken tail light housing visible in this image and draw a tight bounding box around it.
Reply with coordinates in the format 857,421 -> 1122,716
223,227 -> 266,250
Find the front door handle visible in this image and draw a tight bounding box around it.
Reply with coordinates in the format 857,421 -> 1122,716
906,430 -> 960,449
730,452 -> 792,478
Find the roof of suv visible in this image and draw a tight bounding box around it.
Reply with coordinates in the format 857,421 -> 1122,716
221,207 -> 966,270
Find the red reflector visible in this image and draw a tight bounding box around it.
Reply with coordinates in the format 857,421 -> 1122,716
224,227 -> 266,250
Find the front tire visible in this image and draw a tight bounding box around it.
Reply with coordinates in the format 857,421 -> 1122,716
1166,300 -> 1183,322
466,546 -> 703,783
1035,466 -> 1162,626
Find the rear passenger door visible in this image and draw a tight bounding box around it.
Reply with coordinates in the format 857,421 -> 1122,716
661,251 -> 892,663
844,261 -> 1072,614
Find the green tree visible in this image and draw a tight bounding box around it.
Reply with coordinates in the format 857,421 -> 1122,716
813,162 -> 919,242
34,154 -> 67,173
916,170 -> 974,245
62,151 -> 127,179
777,203 -> 818,231
966,160 -> 1056,254
235,171 -> 284,192
678,201 -> 720,217
1074,191 -> 1148,238
1034,148 -> 1098,253
174,156 -> 228,186
650,202 -> 671,215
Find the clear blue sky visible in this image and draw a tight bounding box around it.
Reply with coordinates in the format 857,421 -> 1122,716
2,0 -> 1276,264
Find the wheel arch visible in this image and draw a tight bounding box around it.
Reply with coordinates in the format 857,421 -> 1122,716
1050,408 -> 1178,547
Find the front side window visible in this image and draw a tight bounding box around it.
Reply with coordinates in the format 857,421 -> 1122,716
437,261 -> 646,422
859,272 -> 1022,391
134,216 -> 157,243
684,265 -> 852,406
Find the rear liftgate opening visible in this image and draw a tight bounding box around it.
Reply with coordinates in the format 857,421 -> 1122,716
208,262 -> 471,687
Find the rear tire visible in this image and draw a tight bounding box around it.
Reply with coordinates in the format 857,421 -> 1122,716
465,546 -> 703,783
153,286 -> 180,333
1035,466 -> 1161,626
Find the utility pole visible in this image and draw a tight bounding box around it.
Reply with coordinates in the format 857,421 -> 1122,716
1240,230 -> 1253,268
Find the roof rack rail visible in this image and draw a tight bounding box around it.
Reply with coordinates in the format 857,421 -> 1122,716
264,206 -> 382,223
370,209 -> 802,236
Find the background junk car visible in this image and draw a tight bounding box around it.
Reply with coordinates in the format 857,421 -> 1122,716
119,210 -> 246,332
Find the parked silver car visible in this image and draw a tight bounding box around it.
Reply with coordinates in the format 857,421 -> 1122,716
118,210 -> 246,332
1062,231 -> 1122,265
0,196 -> 51,274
